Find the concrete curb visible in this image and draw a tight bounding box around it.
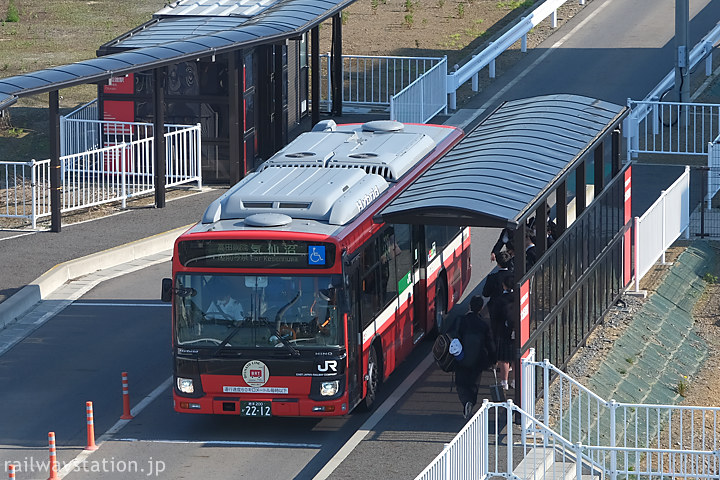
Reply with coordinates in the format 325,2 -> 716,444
0,224 -> 192,330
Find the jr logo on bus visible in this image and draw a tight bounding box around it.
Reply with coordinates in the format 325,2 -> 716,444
317,360 -> 338,373
242,360 -> 270,387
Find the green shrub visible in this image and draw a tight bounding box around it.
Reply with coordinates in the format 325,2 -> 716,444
6,0 -> 19,23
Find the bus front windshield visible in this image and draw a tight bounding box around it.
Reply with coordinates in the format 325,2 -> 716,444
174,274 -> 344,350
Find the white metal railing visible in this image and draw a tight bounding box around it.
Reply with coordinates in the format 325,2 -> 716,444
320,54 -> 445,110
0,160 -> 43,228
626,20 -> 720,161
416,352 -> 720,480
389,57 -> 448,124
528,357 -> 720,455
626,100 -> 720,158
446,0 -> 587,109
633,166 -> 690,292
60,100 -> 99,156
0,123 -> 201,229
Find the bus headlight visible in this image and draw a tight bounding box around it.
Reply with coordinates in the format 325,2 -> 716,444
320,380 -> 339,396
177,377 -> 195,394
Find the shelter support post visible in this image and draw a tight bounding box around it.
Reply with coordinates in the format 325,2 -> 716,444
514,221 -> 526,280
612,128 -> 621,175
594,142 -> 604,192
229,50 -> 242,183
311,26 -> 320,126
556,180 -> 567,237
331,13 -> 342,116
153,67 -> 166,208
49,90 -> 61,233
274,42 -> 285,146
535,201 -> 547,255
575,160 -> 586,218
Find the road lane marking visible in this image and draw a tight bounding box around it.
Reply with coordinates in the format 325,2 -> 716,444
476,0 -> 614,114
312,353 -> 435,480
58,376 -> 172,478
116,439 -> 323,448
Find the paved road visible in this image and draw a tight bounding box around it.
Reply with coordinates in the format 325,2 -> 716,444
1,0 -> 720,479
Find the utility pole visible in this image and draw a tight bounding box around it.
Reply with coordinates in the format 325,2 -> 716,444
674,0 -> 690,103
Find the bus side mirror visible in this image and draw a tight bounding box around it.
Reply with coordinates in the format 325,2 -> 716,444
161,278 -> 173,302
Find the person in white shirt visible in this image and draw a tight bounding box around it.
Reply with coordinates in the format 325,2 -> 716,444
207,291 -> 245,321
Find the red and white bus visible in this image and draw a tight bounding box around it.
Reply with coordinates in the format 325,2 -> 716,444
161,119 -> 471,417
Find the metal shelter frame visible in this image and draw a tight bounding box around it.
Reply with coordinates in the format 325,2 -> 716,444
0,0 -> 355,231
376,94 -> 631,403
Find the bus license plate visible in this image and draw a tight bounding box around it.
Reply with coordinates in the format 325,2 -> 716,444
240,401 -> 271,417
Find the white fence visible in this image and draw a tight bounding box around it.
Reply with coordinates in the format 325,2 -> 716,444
626,100 -> 720,158
390,57 -> 448,124
61,99 -> 99,156
319,54 -> 446,121
633,166 -> 690,292
0,123 -> 201,229
416,351 -> 720,480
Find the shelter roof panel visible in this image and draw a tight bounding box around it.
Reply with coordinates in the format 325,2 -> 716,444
108,51 -> 166,66
0,0 -> 357,102
62,61 -> 128,77
0,94 -> 16,109
376,94 -> 627,228
155,0 -> 281,18
0,75 -> 49,91
108,17 -> 250,50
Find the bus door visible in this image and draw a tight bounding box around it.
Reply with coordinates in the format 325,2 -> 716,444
343,255 -> 362,409
411,224 -> 427,340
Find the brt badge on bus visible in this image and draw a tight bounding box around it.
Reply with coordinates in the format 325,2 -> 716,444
308,245 -> 326,265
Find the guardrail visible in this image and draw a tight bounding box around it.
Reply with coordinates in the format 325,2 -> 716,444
633,166 -> 690,293
0,123 -> 201,229
446,0 -> 587,109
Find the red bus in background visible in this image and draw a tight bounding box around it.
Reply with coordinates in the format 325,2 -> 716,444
161,119 -> 470,416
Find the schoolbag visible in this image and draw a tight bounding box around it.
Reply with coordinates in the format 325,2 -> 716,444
432,333 -> 456,372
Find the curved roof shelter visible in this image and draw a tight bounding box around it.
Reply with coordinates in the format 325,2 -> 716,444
0,0 -> 355,110
376,94 -> 628,229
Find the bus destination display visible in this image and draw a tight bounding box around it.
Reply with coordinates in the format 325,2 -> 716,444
178,239 -> 336,269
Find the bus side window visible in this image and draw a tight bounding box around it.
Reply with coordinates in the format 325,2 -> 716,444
379,227 -> 398,306
393,224 -> 413,294
360,238 -> 380,330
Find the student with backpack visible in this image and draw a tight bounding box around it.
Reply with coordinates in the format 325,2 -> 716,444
452,295 -> 496,420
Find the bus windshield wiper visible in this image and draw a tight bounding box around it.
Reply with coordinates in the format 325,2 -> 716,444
254,316 -> 300,356
211,322 -> 245,356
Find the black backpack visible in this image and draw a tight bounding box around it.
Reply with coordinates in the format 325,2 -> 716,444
432,333 -> 456,372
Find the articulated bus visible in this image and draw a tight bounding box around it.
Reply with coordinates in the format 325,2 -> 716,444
161,119 -> 471,417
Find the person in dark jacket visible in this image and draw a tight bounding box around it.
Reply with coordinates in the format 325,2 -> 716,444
453,295 -> 496,420
493,277 -> 518,389
482,250 -> 514,312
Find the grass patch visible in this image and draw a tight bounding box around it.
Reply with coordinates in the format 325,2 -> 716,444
497,0 -> 534,9
6,0 -> 19,23
0,0 -> 164,106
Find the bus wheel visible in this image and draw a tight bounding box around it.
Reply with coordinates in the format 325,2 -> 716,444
361,345 -> 380,411
434,280 -> 447,333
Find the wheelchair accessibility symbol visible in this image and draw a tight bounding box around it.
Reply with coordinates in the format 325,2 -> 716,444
308,245 -> 326,265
